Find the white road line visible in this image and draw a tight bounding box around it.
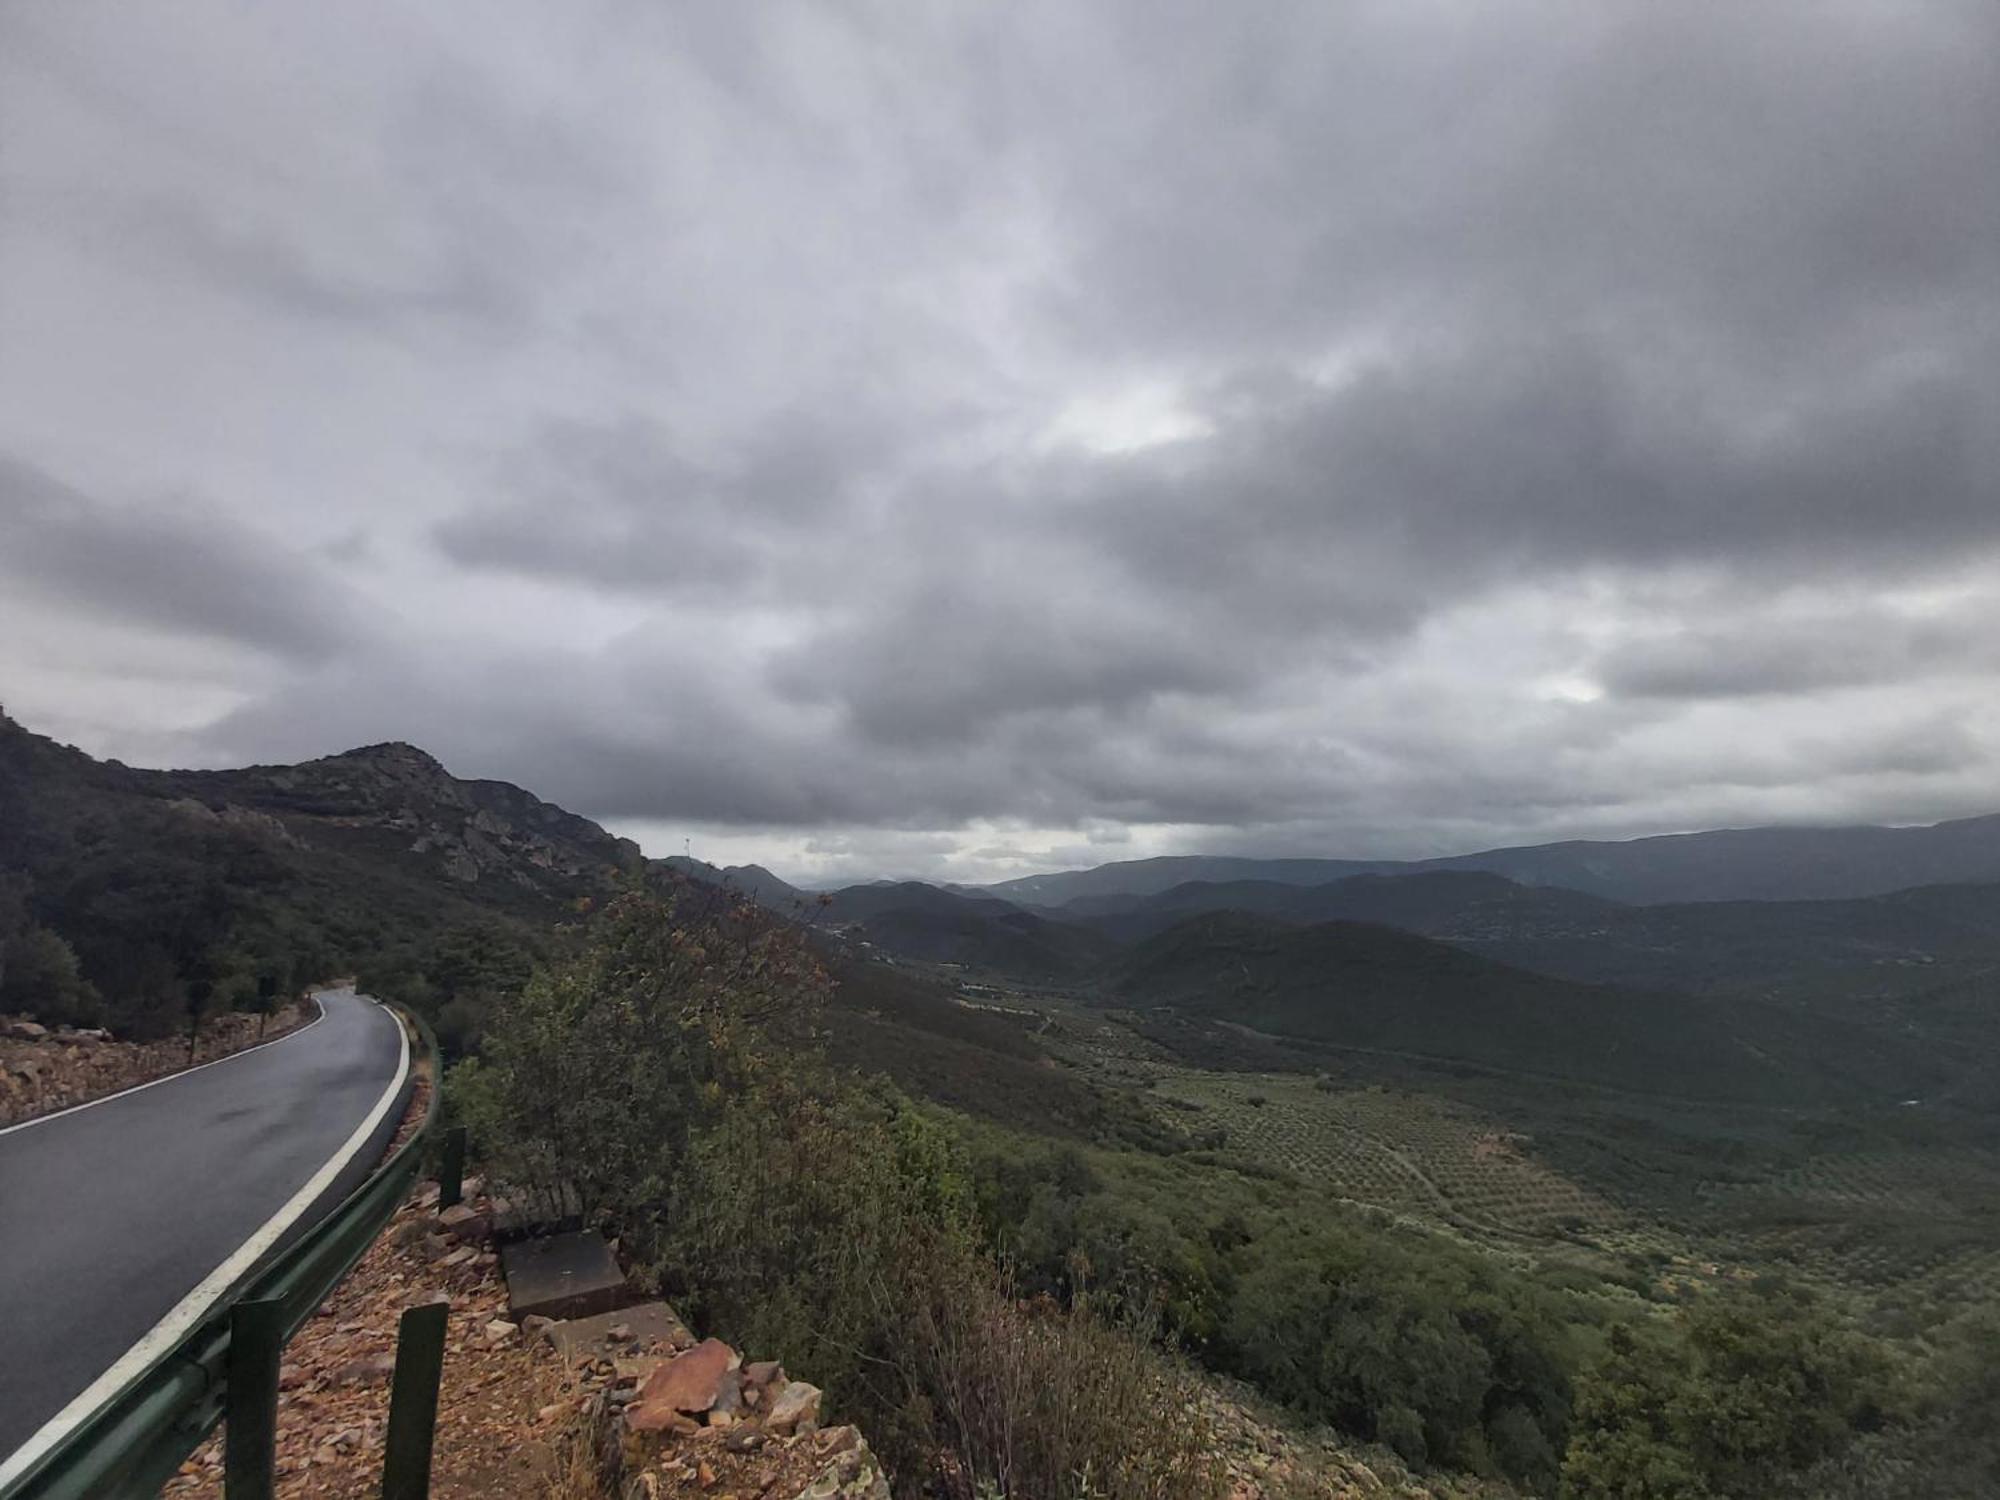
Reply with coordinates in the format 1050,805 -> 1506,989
0,992 -> 411,1490
0,995 -> 328,1138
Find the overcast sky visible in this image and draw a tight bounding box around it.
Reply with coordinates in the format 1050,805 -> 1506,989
4,3 -> 1998,885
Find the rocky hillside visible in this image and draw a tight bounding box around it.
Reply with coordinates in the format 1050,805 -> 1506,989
0,712 -> 643,1035
165,740 -> 645,906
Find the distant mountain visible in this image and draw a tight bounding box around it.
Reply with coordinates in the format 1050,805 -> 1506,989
1069,870 -> 1617,944
991,856 -> 1399,906
1469,882 -> 2000,1001
658,856 -> 804,910
819,955 -> 1177,1144
815,881 -> 1115,980
816,881 -> 1021,924
1071,869 -> 2000,1001
988,812 -> 2000,907
1107,912 -> 1953,1107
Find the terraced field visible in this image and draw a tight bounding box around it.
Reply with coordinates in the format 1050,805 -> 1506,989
1688,1146 -> 2000,1313
1147,1069 -> 1626,1238
1703,1146 -> 2000,1220
1037,998 -> 2000,1326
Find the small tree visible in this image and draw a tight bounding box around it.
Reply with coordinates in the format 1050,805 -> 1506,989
183,974 -> 216,1064
455,879 -> 828,1224
0,920 -> 100,1025
254,972 -> 280,1039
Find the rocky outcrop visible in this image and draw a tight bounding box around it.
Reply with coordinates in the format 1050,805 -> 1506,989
169,740 -> 646,896
163,796 -> 304,849
545,1324 -> 885,1500
476,1203 -> 889,1500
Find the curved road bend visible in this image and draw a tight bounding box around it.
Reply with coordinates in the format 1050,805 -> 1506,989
0,987 -> 411,1480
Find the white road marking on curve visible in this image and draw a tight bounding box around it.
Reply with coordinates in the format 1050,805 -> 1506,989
0,991 -> 409,1488
0,995 -> 328,1139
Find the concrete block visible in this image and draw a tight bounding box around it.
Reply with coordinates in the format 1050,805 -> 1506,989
500,1231 -> 634,1322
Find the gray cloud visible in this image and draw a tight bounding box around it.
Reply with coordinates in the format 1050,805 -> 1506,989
1599,598 -> 2000,701
4,0 -> 2000,882
0,455 -> 361,662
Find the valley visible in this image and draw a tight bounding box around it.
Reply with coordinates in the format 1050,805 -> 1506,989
860,947 -> 2000,1353
6,710 -> 1998,1496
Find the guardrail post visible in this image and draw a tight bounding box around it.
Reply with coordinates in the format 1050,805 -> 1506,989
0,1004 -> 444,1500
380,1300 -> 449,1500
223,1295 -> 285,1500
437,1127 -> 467,1210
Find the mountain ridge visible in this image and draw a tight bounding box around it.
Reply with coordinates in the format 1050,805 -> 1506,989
985,812 -> 2000,907
0,711 -> 648,1033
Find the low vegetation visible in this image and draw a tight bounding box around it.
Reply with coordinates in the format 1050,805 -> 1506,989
455,887 -> 1995,1498
459,885 -> 1223,1499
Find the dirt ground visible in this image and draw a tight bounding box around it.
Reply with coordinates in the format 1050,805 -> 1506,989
165,1178 -> 570,1499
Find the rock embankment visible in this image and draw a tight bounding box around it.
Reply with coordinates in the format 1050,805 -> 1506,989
157,1169 -> 1436,1499
1,1002 -> 313,1126
552,1327 -> 888,1500
164,1174 -> 888,1500
170,1176 -> 566,1497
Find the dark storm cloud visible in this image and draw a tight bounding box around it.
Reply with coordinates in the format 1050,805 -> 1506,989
2,9 -> 613,341
1066,343 -> 1996,640
423,0 -> 2000,773
0,455 -> 359,662
6,0 -> 2000,879
1046,2 -> 2000,365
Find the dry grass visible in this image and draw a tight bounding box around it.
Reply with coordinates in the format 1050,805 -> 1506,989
886,1261 -> 1228,1500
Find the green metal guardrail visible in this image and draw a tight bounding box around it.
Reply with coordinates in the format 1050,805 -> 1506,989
1,1003 -> 447,1500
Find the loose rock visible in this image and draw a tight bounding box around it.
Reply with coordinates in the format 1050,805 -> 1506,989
765,1381 -> 822,1436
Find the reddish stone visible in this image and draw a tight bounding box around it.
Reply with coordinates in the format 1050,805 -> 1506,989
625,1403 -> 695,1434
635,1338 -> 738,1416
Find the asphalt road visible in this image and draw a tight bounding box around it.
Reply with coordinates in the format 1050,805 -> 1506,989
0,987 -> 411,1475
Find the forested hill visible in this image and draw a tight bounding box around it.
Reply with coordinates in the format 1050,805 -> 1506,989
1110,912 -> 1958,1107
0,711 -> 643,1036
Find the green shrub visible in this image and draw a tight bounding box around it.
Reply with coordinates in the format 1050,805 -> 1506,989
0,917 -> 100,1025
474,889 -> 1224,1499
1561,1289 -> 1904,1499
454,881 -> 827,1222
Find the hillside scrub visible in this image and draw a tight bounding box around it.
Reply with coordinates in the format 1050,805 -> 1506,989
457,885 -> 1223,1499
961,1125 -> 1576,1491
953,1118 -> 1936,1498
661,1074 -> 1223,1497
454,886 -> 1930,1498
1560,1289 -> 1906,1499
455,881 -> 824,1221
